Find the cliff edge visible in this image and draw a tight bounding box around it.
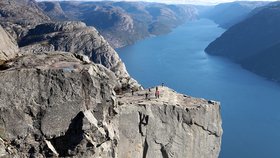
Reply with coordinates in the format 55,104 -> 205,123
117,87 -> 222,158
0,52 -> 222,157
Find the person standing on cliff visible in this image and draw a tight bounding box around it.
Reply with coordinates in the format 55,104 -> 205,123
155,87 -> 160,99
156,90 -> 160,98
155,87 -> 158,98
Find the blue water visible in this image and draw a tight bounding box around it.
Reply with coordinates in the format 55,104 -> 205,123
117,19 -> 280,158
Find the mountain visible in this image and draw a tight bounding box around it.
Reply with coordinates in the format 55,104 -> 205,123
38,1 -> 198,48
0,0 -> 140,90
241,42 -> 280,82
206,1 -> 280,82
0,0 -> 51,41
0,0 -> 50,23
38,1 -> 68,20
0,0 -> 222,157
201,1 -> 268,28
18,21 -> 142,89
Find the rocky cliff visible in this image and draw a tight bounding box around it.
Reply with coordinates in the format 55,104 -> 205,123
0,0 -> 139,91
117,87 -> 222,158
0,52 -> 119,157
0,0 -> 222,157
38,1 -> 198,48
0,52 -> 222,157
17,21 -> 139,90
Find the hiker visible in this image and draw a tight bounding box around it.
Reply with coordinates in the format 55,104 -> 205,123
156,90 -> 160,98
145,92 -> 148,99
155,87 -> 158,98
149,88 -> 151,92
131,89 -> 134,96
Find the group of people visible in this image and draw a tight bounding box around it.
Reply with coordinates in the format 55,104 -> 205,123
132,83 -> 164,100
131,83 -> 164,99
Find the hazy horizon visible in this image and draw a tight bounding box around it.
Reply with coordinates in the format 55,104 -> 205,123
35,0 -> 277,5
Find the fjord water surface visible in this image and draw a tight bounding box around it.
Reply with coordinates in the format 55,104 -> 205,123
117,19 -> 280,158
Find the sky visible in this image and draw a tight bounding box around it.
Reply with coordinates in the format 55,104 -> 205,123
36,0 -> 276,5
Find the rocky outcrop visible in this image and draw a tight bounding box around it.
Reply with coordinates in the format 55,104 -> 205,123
0,53 -> 222,157
0,25 -> 18,62
116,87 -> 222,158
18,21 -> 140,90
0,52 -> 119,157
0,0 -> 140,90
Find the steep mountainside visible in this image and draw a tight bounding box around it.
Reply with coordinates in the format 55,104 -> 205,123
38,1 -> 68,20
0,0 -> 139,90
0,0 -> 49,24
18,22 -> 131,80
18,21 -> 139,90
201,1 -> 268,28
241,42 -> 280,82
38,1 -> 198,48
0,0 -> 50,40
206,2 -> 280,82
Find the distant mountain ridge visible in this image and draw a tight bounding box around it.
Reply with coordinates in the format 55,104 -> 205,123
200,1 -> 269,28
206,1 -> 280,82
38,1 -> 198,48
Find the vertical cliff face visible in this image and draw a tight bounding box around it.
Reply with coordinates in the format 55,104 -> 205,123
0,25 -> 18,62
116,87 -> 222,158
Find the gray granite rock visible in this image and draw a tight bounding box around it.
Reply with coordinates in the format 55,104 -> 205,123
116,87 -> 222,158
0,52 -> 119,157
0,25 -> 18,61
0,52 -> 222,157
19,21 -> 140,90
